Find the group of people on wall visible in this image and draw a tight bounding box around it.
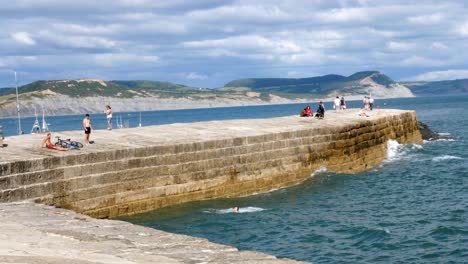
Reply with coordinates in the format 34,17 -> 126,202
40,105 -> 113,151
300,95 -> 376,119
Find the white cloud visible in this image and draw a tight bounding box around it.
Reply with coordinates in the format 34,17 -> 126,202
458,21 -> 468,36
407,13 -> 445,25
386,41 -> 416,51
317,7 -> 370,23
183,35 -> 301,54
1,1 -> 468,88
431,42 -> 448,50
11,32 -> 36,45
187,5 -> 291,22
186,72 -> 208,80
93,53 -> 159,66
51,23 -> 120,35
408,69 -> 468,81
39,31 -> 116,49
287,71 -> 298,77
401,56 -> 447,67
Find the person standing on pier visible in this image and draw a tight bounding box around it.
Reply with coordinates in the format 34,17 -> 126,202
83,114 -> 92,145
340,96 -> 346,110
334,96 -> 341,112
105,105 -> 112,130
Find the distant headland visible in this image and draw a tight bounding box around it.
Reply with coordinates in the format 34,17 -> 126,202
0,71 -> 467,117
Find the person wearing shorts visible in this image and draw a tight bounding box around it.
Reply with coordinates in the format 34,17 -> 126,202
83,114 -> 92,145
105,105 -> 112,130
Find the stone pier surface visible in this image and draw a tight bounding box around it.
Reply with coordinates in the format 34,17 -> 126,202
0,109 -> 422,219
0,109 -> 422,263
0,202 -> 303,263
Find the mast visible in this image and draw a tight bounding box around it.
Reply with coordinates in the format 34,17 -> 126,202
14,71 -> 23,134
31,107 -> 40,134
41,107 -> 49,132
138,112 -> 142,127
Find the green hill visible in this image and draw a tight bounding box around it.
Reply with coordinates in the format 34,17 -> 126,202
404,79 -> 468,95
0,71 -> 410,103
223,71 -> 396,98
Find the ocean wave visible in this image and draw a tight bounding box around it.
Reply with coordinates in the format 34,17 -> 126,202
311,166 -> 328,176
432,155 -> 463,162
438,132 -> 451,136
385,140 -> 426,163
386,140 -> 400,160
349,227 -> 392,246
202,206 -> 266,214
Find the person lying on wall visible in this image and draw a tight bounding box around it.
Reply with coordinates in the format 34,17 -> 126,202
42,133 -> 69,151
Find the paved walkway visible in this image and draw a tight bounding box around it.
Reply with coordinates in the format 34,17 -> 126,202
0,109 -> 409,163
0,202 -> 304,263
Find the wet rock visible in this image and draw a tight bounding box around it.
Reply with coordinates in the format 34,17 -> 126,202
418,121 -> 453,141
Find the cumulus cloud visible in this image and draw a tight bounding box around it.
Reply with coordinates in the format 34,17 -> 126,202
317,7 -> 370,23
183,35 -> 301,54
386,41 -> 416,51
39,30 -> 116,49
458,21 -> 468,36
408,69 -> 468,81
11,32 -> 36,45
407,13 -> 445,25
401,56 -> 447,67
186,72 -> 208,80
1,1 -> 468,88
187,4 -> 291,22
430,42 -> 448,50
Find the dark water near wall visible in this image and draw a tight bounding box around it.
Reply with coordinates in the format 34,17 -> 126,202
118,95 -> 467,264
2,96 -> 467,263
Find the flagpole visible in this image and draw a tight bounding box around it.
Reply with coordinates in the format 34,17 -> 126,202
14,71 -> 23,135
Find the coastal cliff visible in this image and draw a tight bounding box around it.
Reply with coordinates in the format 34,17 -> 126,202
0,71 -> 414,117
0,109 -> 422,218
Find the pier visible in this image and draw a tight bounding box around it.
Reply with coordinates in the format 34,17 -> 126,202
0,109 -> 422,263
1,109 -> 421,218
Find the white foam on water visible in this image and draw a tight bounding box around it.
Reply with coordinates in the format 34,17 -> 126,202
432,155 -> 463,162
409,144 -> 423,150
311,166 -> 328,177
386,140 -> 401,161
435,138 -> 455,142
438,132 -> 451,136
203,206 -> 266,214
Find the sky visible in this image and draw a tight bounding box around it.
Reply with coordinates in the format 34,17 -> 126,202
1,0 -> 468,88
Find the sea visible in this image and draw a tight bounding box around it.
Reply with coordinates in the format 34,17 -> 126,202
1,95 -> 467,263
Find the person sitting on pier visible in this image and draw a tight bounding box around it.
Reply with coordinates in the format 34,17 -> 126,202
300,105 -> 313,117
42,133 -> 69,151
315,101 -> 325,119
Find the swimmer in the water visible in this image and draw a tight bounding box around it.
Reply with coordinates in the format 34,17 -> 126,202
233,206 -> 239,213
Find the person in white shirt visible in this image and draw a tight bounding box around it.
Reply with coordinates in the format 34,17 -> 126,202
334,96 -> 341,112
105,105 -> 113,130
364,96 -> 370,111
369,97 -> 375,110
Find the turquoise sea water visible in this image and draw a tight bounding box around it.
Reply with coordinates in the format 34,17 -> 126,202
118,95 -> 467,263
2,95 -> 467,263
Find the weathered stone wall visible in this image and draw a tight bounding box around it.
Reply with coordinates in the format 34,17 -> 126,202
0,111 -> 422,218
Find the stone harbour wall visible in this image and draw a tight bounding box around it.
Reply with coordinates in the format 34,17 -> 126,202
0,109 -> 422,219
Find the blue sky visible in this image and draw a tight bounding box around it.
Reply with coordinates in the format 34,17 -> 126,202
1,0 -> 468,88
